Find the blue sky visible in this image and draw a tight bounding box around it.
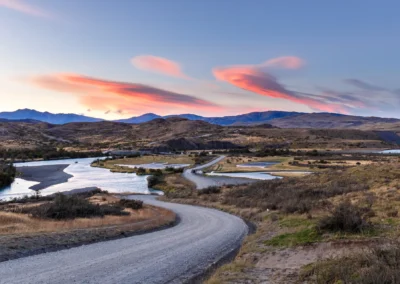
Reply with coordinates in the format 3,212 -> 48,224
1,0 -> 399,119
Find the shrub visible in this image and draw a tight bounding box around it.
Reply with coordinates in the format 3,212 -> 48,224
119,199 -> 143,210
23,194 -> 128,220
300,244 -> 400,284
165,167 -> 184,173
198,186 -> 221,195
317,201 -> 372,233
149,169 -> 163,176
387,209 -> 398,217
221,166 -> 372,214
136,167 -> 146,175
147,175 -> 162,188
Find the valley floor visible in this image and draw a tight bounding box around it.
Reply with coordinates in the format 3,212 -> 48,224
160,153 -> 400,283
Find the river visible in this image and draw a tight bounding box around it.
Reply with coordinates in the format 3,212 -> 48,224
380,149 -> 400,154
0,158 -> 152,201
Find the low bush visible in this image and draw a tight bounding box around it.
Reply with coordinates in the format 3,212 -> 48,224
198,186 -> 221,195
148,169 -> 163,176
147,175 -> 163,188
165,167 -> 184,173
221,165 -> 389,214
119,199 -> 143,210
136,167 -> 147,175
194,154 -> 215,165
317,201 -> 372,233
300,244 -> 400,284
164,186 -> 194,199
23,194 -> 129,220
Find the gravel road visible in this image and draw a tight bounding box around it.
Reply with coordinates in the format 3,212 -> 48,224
183,155 -> 256,189
0,196 -> 248,284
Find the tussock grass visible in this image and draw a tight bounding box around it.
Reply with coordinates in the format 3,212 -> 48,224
0,204 -> 173,235
318,201 -> 373,233
0,194 -> 174,235
21,194 -> 129,220
300,244 -> 400,284
265,227 -> 322,247
222,163 -> 400,214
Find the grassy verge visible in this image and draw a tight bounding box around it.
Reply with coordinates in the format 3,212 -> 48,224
162,157 -> 400,283
0,190 -> 176,261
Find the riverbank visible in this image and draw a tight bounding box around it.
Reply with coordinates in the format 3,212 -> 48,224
18,165 -> 72,191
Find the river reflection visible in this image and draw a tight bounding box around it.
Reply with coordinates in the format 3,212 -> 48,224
0,158 -> 155,201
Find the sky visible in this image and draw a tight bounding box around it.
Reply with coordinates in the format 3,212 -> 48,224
1,0 -> 400,120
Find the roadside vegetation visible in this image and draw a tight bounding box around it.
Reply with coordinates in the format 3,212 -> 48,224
158,152 -> 400,283
0,189 -> 144,222
0,189 -> 176,262
21,194 -> 131,220
300,244 -> 400,284
204,150 -> 394,176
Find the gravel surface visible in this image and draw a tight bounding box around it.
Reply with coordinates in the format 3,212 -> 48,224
0,196 -> 248,284
183,155 -> 256,189
17,164 -> 72,190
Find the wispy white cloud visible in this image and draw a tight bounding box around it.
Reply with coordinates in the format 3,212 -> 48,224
0,0 -> 52,18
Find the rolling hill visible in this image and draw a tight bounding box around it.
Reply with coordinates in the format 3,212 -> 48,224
268,113 -> 400,129
2,109 -> 400,132
0,117 -> 398,151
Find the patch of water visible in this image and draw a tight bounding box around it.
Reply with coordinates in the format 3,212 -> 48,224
116,162 -> 190,169
0,158 -> 156,201
237,161 -> 279,168
380,149 -> 400,154
207,171 -> 280,180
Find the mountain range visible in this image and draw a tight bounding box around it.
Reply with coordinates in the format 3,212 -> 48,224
116,111 -> 301,125
1,109 -> 400,130
0,109 -> 302,125
0,109 -> 102,124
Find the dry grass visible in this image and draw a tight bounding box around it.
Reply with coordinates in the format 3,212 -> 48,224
104,154 -> 195,167
0,194 -> 175,235
269,172 -> 310,177
161,159 -> 400,284
205,156 -> 291,173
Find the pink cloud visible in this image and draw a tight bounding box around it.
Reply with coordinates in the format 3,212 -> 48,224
0,0 -> 51,18
213,64 -> 348,113
131,55 -> 190,79
263,56 -> 305,69
30,73 -> 220,114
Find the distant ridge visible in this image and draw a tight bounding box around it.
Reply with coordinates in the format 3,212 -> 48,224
1,109 -> 400,129
116,113 -> 161,124
0,109 -> 103,125
0,109 -> 301,125
117,111 -> 302,125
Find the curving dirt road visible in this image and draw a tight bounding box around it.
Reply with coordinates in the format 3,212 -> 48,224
0,196 -> 247,284
183,155 -> 256,189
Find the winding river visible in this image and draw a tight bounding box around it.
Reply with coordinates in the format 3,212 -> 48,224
0,158 -> 151,201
